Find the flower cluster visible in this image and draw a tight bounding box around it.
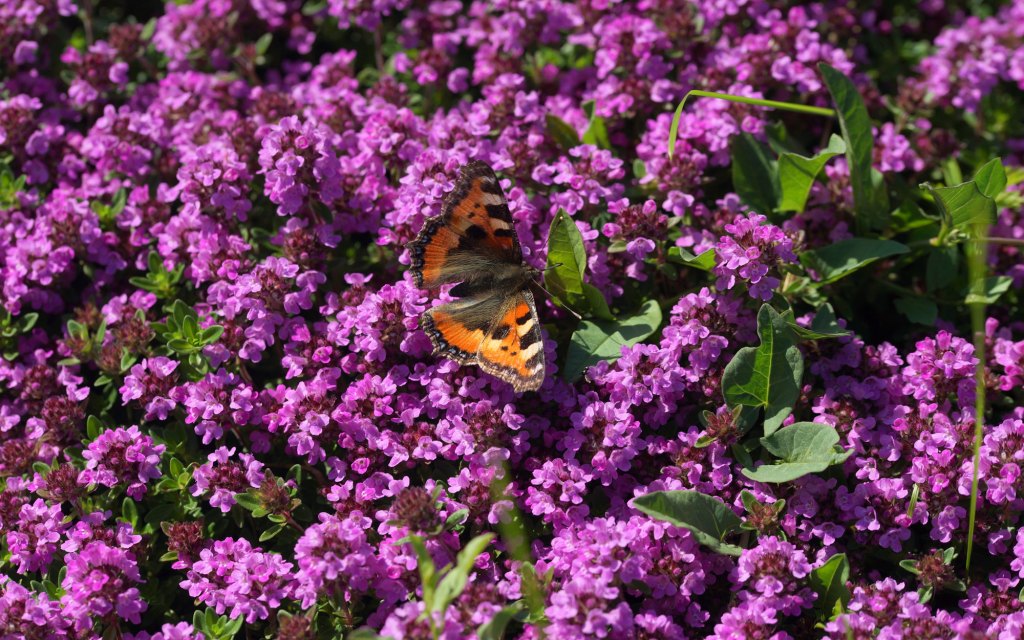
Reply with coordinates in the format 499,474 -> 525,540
0,0 -> 1023,638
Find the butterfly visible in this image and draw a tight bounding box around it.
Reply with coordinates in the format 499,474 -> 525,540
407,160 -> 545,392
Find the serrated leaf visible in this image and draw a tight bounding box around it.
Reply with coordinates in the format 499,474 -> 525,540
742,422 -> 852,483
731,132 -> 780,215
631,490 -> 743,555
777,134 -> 846,213
800,238 -> 909,284
722,305 -> 803,435
563,300 -> 662,381
820,63 -> 890,232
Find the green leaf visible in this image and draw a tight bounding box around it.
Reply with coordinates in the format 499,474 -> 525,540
433,533 -> 494,615
259,523 -> 285,542
232,492 -> 261,511
895,296 -> 937,326
973,158 -> 1007,198
563,300 -> 662,381
926,246 -> 959,292
722,305 -> 804,435
545,210 -> 588,311
582,284 -> 615,321
477,602 -> 525,640
820,63 -> 890,232
966,276 -> 1013,305
86,416 -> 104,439
581,100 -> 610,149
800,238 -> 909,284
788,304 -> 851,340
121,497 -> 139,526
407,536 -> 437,611
631,490 -> 743,556
666,247 -> 716,271
809,553 -> 851,619
923,181 -> 996,230
731,132 -> 780,215
742,422 -> 852,483
545,114 -> 580,150
777,134 -> 846,213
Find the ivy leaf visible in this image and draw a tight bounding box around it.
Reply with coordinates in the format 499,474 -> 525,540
777,134 -> 846,213
563,300 -> 662,382
667,247 -> 716,271
631,490 -> 743,556
820,63 -> 890,232
800,238 -> 909,284
809,553 -> 851,620
741,422 -> 852,483
722,305 -> 804,435
731,132 -> 780,215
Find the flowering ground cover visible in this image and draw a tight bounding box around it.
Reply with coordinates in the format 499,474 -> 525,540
2,0 -> 1024,638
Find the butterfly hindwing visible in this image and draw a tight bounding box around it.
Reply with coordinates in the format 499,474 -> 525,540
420,288 -> 545,392
475,289 -> 545,392
420,294 -> 503,364
409,161 -> 521,289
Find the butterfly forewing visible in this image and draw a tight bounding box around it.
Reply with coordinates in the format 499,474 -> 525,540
409,161 -> 521,289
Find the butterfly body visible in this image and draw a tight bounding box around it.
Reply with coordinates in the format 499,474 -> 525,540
408,161 -> 545,392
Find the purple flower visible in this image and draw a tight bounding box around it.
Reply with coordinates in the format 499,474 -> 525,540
714,213 -> 798,301
61,541 -> 147,625
78,425 -> 165,500
180,537 -> 294,623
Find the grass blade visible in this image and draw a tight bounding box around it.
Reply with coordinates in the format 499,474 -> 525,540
668,90 -> 835,159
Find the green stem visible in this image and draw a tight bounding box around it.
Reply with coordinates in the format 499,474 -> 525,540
668,90 -> 836,158
981,236 -> 1024,248
965,227 -> 991,572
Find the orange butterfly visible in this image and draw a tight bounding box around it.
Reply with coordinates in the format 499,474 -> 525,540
408,161 -> 545,392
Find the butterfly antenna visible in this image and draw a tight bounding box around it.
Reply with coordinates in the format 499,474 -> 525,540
531,277 -> 583,320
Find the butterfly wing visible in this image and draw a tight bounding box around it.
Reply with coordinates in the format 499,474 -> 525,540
475,288 -> 545,392
409,161 -> 522,289
421,288 -> 545,392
